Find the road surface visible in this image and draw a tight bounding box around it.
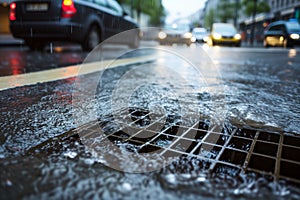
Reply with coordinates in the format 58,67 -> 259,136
1,43 -> 300,199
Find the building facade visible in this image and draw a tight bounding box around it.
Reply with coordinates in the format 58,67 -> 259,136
270,0 -> 300,20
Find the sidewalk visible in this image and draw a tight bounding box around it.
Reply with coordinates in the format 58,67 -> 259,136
0,34 -> 24,46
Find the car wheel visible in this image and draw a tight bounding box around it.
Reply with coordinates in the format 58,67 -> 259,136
283,39 -> 293,48
211,39 -> 216,46
263,39 -> 269,48
82,25 -> 101,51
129,31 -> 140,49
26,39 -> 46,51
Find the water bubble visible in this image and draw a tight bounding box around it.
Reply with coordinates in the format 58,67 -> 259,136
165,174 -> 177,185
121,182 -> 132,192
63,151 -> 77,159
83,158 -> 96,165
196,176 -> 206,183
6,179 -> 13,186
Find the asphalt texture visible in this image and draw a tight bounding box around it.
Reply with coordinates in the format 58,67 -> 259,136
1,43 -> 300,199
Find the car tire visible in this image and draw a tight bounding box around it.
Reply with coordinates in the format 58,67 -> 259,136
263,39 -> 270,48
283,39 -> 287,48
82,25 -> 101,51
26,39 -> 46,51
211,40 -> 216,46
283,39 -> 293,48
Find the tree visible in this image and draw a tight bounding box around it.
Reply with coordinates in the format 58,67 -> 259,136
118,0 -> 165,26
242,0 -> 270,45
242,0 -> 270,16
217,0 -> 235,23
147,2 -> 165,25
204,9 -> 215,29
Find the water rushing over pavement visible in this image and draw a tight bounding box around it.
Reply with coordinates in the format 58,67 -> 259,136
216,52 -> 300,134
1,128 -> 300,199
1,45 -> 300,199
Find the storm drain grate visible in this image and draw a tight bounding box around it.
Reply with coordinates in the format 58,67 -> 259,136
77,107 -> 300,185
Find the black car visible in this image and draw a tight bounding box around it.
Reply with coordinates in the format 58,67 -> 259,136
263,20 -> 300,48
9,0 -> 140,51
158,22 -> 195,46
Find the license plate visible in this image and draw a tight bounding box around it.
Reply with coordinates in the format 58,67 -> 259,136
26,3 -> 48,12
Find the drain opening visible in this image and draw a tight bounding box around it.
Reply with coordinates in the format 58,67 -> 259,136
219,149 -> 247,165
253,141 -> 278,157
280,161 -> 300,180
281,146 -> 300,162
76,107 -> 300,186
227,137 -> 252,151
283,135 -> 300,147
248,154 -> 276,173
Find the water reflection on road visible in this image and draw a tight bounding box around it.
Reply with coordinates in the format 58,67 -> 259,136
0,44 -> 86,76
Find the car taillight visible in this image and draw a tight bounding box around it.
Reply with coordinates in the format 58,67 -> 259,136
9,2 -> 16,21
61,0 -> 77,18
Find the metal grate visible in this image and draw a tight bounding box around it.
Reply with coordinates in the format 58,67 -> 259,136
77,107 -> 300,185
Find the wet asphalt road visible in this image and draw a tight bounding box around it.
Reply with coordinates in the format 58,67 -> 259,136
0,43 -> 87,76
0,42 -> 155,77
1,43 -> 300,199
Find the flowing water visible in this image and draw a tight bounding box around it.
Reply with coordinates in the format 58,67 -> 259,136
1,45 -> 300,199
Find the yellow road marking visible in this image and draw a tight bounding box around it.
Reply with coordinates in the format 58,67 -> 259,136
0,55 -> 155,91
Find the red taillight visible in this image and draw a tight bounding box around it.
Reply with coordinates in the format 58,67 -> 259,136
9,3 -> 16,21
61,0 -> 77,18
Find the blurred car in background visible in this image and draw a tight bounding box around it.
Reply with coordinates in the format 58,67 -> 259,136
208,23 -> 241,47
9,0 -> 139,51
192,27 -> 208,43
158,22 -> 195,46
263,20 -> 300,48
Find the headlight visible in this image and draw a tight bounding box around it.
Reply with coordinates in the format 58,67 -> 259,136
290,33 -> 300,40
234,33 -> 241,40
191,36 -> 196,43
212,33 -> 222,40
183,32 -> 193,39
158,31 -> 167,39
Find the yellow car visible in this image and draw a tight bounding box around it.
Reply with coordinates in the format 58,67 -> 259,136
209,23 -> 241,47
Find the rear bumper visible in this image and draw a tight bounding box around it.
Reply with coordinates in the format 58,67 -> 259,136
10,21 -> 84,42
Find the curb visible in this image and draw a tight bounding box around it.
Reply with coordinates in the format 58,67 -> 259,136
0,34 -> 24,47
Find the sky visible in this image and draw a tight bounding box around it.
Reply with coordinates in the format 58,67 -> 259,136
162,0 -> 207,23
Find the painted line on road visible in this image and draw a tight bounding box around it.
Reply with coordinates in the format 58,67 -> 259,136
0,55 -> 156,91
